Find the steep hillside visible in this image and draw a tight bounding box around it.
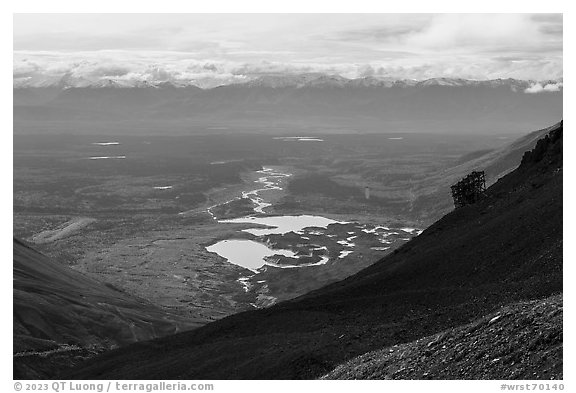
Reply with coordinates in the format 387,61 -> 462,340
324,294 -> 562,380
411,121 -> 562,221
67,122 -> 562,380
13,238 -> 203,379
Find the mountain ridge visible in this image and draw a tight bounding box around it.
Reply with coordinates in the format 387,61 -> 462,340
13,72 -> 563,91
14,77 -> 562,135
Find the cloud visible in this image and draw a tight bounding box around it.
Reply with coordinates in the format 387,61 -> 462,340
539,24 -> 563,36
402,14 -> 540,52
12,49 -> 564,88
531,12 -> 563,34
330,24 -> 428,43
524,82 -> 563,94
12,14 -> 562,86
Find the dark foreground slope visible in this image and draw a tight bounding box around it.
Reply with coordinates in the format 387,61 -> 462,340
13,239 -> 203,379
68,122 -> 562,380
324,294 -> 562,380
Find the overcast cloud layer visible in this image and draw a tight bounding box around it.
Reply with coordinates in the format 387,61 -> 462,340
13,14 -> 563,87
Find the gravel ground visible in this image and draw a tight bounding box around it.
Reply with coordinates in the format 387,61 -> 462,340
324,294 -> 562,380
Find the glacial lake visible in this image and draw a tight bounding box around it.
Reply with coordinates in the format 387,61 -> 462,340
220,214 -> 345,236
206,239 -> 296,272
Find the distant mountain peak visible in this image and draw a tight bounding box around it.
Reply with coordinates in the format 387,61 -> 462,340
417,77 -> 470,87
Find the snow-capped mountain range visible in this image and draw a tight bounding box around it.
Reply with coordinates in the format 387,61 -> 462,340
13,72 -> 562,92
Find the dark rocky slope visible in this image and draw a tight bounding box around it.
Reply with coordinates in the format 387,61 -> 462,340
13,238 -> 203,379
324,294 -> 562,380
66,122 -> 562,380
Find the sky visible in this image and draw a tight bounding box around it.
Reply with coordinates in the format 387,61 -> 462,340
13,13 -> 563,87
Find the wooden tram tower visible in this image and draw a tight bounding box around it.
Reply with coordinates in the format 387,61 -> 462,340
450,171 -> 486,209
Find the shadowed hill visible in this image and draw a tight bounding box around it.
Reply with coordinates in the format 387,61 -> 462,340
13,238 -> 204,379
66,121 -> 562,380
